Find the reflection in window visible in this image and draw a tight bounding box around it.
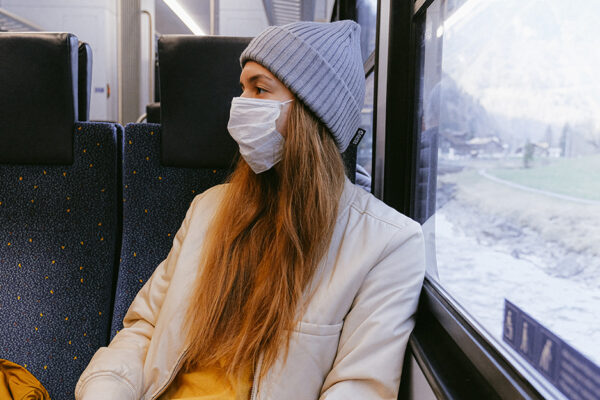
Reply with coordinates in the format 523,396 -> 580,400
356,0 -> 377,62
356,72 -> 374,192
417,0 -> 600,368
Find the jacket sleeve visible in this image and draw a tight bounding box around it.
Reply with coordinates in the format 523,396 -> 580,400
74,194 -> 203,400
319,220 -> 426,400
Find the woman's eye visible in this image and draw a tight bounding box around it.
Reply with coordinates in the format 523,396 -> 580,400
257,87 -> 266,94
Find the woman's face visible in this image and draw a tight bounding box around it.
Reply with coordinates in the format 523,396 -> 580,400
239,61 -> 294,136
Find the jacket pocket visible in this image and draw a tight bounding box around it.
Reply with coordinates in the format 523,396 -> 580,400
294,321 -> 343,336
260,322 -> 344,399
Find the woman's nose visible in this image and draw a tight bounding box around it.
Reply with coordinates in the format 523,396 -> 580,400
240,89 -> 254,99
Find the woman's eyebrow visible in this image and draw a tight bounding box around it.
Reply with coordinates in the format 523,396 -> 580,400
240,74 -> 275,87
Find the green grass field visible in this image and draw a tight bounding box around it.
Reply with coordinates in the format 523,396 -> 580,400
488,154 -> 600,201
438,157 -> 600,257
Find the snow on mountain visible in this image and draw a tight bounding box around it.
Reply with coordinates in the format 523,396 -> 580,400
441,0 -> 600,135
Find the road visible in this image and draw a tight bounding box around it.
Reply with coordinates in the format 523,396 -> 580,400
478,169 -> 600,205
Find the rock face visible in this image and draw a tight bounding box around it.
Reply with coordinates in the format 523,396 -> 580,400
431,74 -> 503,155
434,0 -> 600,154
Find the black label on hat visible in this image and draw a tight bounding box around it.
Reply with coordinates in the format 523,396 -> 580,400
352,128 -> 366,146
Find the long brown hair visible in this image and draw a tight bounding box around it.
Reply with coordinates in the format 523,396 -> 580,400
182,98 -> 346,381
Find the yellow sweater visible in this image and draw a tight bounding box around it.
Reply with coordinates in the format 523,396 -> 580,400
159,361 -> 252,400
0,359 -> 51,400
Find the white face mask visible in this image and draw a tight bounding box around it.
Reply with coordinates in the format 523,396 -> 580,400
227,96 -> 293,174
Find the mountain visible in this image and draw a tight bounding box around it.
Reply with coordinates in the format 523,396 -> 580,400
440,0 -> 600,140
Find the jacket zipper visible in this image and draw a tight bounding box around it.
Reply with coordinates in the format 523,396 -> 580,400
149,349 -> 263,400
149,348 -> 190,400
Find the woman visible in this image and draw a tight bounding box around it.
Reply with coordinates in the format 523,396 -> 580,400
75,20 -> 425,400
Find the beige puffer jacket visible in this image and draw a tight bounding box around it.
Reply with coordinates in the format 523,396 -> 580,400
75,177 -> 426,400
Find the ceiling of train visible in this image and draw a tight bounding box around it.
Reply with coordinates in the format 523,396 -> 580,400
0,1 -> 334,35
156,0 -> 210,35
156,0 -> 333,35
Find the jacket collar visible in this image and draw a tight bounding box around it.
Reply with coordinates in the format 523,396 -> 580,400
337,176 -> 356,219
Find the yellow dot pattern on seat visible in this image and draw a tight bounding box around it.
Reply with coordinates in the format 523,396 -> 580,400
110,123 -> 230,338
0,123 -> 120,399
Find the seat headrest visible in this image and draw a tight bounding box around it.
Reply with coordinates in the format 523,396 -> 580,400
158,35 -> 252,169
78,41 -> 93,121
0,32 -> 79,164
146,102 -> 160,123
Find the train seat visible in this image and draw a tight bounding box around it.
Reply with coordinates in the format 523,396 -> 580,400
0,33 -> 120,400
77,41 -> 93,122
0,32 -> 79,165
146,101 -> 160,123
109,36 -> 251,337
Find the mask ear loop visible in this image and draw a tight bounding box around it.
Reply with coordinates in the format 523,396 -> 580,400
275,99 -> 293,138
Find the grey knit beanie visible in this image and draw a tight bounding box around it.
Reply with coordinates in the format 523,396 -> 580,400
240,20 -> 366,153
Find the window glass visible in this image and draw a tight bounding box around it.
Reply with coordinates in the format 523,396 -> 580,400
417,0 -> 600,369
356,72 -> 374,191
356,0 -> 377,62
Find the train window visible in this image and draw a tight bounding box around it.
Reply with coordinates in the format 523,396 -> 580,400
356,0 -> 377,62
416,0 -> 600,379
357,71 -> 374,191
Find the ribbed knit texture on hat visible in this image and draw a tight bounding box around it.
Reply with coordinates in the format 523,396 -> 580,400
240,20 -> 366,153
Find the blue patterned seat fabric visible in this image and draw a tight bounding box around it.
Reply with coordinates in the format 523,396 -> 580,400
110,123 -> 230,338
0,122 -> 119,400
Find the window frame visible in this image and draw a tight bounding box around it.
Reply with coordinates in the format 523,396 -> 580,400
335,0 -> 567,397
333,0 -> 378,193
382,0 -> 572,398
405,278 -> 564,399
